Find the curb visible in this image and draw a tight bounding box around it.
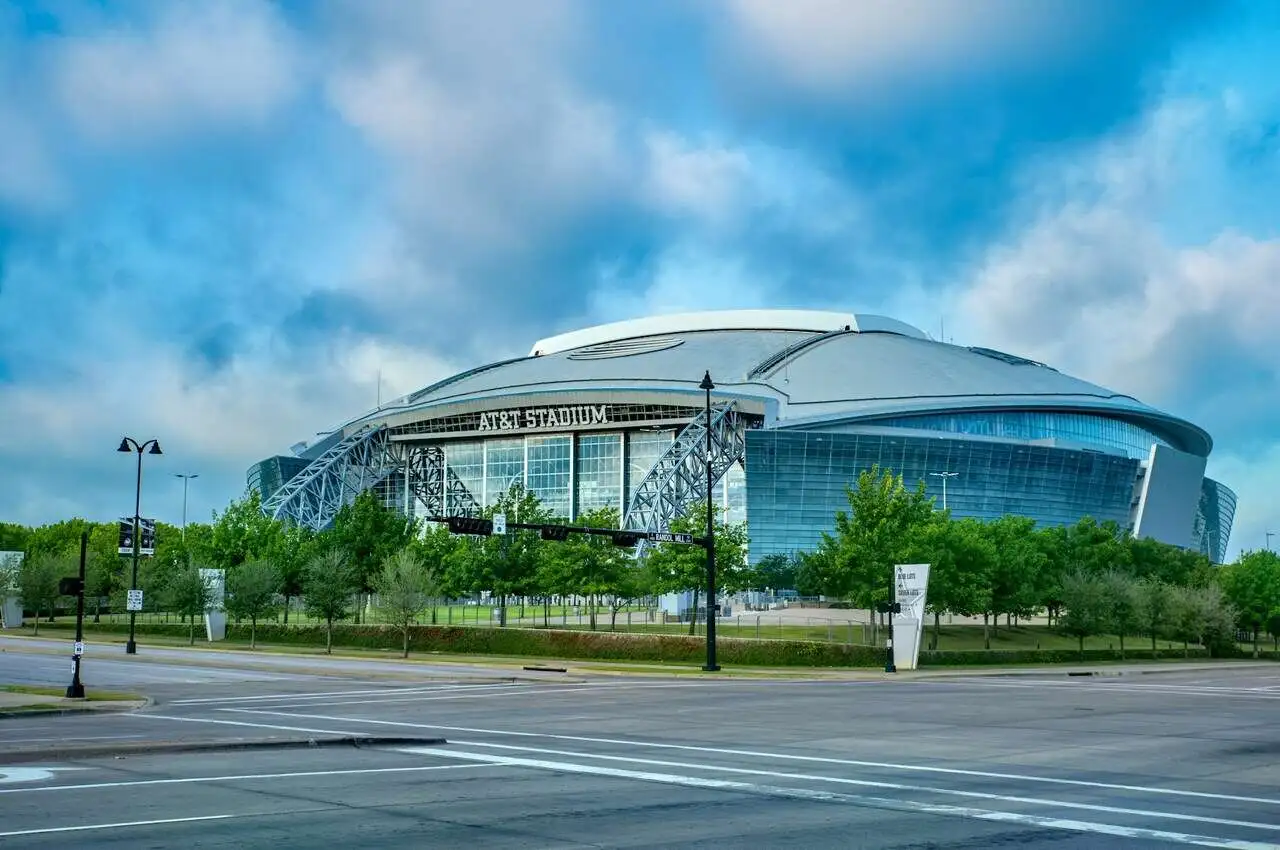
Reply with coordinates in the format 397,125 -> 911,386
0,735 -> 448,765
0,696 -> 152,719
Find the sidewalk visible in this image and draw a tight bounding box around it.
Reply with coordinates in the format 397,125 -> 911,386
0,689 -> 148,717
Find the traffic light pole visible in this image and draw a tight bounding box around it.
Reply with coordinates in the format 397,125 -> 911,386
66,532 -> 87,699
127,450 -> 142,655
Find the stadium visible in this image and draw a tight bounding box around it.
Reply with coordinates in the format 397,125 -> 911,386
248,310 -> 1236,564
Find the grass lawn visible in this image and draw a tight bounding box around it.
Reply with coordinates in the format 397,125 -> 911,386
1,684 -> 143,702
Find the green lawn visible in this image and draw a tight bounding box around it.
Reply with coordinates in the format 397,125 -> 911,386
1,684 -> 143,702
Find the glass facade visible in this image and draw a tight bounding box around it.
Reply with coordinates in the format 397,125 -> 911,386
575,433 -> 623,514
247,455 -> 309,502
869,411 -> 1171,460
745,429 -> 1142,564
526,435 -> 572,518
445,442 -> 485,506
627,430 -> 674,504
1192,477 -> 1237,564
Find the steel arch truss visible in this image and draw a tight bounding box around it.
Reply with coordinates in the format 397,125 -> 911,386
406,445 -> 482,518
263,426 -> 399,530
623,401 -> 748,558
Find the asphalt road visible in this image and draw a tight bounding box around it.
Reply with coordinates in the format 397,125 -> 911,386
1,638 -> 1279,847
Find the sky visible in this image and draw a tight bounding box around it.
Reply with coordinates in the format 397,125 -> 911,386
0,0 -> 1276,560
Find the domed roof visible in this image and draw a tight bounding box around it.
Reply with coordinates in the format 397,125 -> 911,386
344,310 -> 1211,457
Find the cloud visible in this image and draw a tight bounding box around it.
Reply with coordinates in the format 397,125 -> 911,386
50,0 -> 305,145
717,0 -> 1072,96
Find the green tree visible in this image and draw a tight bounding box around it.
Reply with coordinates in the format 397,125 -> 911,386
982,515 -> 1047,645
410,523 -> 463,624
329,490 -> 418,615
450,485 -> 552,626
0,522 -> 29,553
644,501 -> 748,634
753,553 -> 798,593
1101,569 -> 1143,659
267,523 -> 315,624
18,552 -> 63,634
303,549 -> 359,653
224,559 -> 280,649
203,491 -> 282,574
1136,577 -> 1174,652
919,517 -> 995,650
1218,550 -> 1280,656
1167,584 -> 1236,658
164,566 -> 216,645
374,547 -> 438,658
1058,568 -> 1111,657
811,466 -> 935,641
540,507 -> 629,631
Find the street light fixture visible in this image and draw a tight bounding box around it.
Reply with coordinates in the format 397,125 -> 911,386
1267,531 -> 1275,552
174,473 -> 198,539
928,471 -> 958,512
118,437 -> 162,655
700,370 -> 719,672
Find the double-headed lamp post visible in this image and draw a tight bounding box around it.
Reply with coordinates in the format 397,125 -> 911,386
174,473 -> 198,539
118,437 -> 162,655
700,370 -> 720,672
929,471 -> 958,511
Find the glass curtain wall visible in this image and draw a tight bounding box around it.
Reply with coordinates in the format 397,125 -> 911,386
576,433 -> 623,515
527,435 -> 572,519
626,430 -> 673,507
872,411 -> 1170,459
484,439 -> 525,506
445,441 -> 484,508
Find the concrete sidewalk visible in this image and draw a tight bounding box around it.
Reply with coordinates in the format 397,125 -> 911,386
0,689 -> 148,717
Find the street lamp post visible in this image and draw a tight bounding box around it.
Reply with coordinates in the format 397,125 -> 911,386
929,471 -> 958,511
700,370 -> 720,672
174,473 -> 198,539
1267,531 -> 1275,552
118,437 -> 162,655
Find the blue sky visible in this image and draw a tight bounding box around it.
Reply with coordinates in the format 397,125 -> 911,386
0,0 -> 1276,559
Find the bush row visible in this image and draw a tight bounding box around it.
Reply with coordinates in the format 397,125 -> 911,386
33,620 -> 1280,666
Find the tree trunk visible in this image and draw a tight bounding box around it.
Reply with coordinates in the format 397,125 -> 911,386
326,618 -> 333,655
1183,639 -> 1189,658
283,596 -> 290,625
544,598 -> 549,628
499,594 -> 508,628
982,613 -> 990,650
250,616 -> 257,650
1253,629 -> 1259,658
1119,632 -> 1125,660
932,611 -> 941,650
589,595 -> 597,631
1151,628 -> 1157,653
93,597 -> 101,624
1078,634 -> 1085,659
189,619 -> 195,646
33,606 -> 39,635
402,625 -> 410,658
611,604 -> 619,632
688,587 -> 699,635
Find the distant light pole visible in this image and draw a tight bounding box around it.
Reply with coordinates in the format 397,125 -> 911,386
700,370 -> 719,672
929,471 -> 958,511
174,473 -> 198,538
1267,531 -> 1275,552
118,437 -> 162,655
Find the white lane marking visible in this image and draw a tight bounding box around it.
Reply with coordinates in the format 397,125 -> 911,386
14,735 -> 146,743
435,740 -> 1280,834
229,709 -> 1280,808
0,763 -> 494,795
942,679 -> 1280,700
236,682 -> 710,711
138,714 -> 367,737
0,767 -> 83,785
167,683 -> 520,705
0,814 -> 239,837
412,748 -> 1280,850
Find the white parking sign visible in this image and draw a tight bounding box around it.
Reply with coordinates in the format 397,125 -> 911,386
492,513 -> 507,535
126,589 -> 144,612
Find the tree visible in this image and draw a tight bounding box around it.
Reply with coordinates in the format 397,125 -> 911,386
1218,550 -> 1280,656
1101,570 -> 1143,659
1057,568 -> 1111,657
1167,584 -> 1236,658
303,549 -> 359,654
18,552 -> 63,634
449,484 -> 552,627
267,524 -> 315,624
644,501 -> 748,634
164,566 -> 216,645
1136,577 -> 1173,652
815,467 -> 936,620
329,490 -> 418,615
0,522 -> 30,553
224,559 -> 280,650
753,553 -> 798,593
203,491 -> 282,574
540,507 -> 630,631
918,517 -> 995,650
374,547 -> 438,658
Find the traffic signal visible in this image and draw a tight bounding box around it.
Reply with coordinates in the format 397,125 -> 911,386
59,577 -> 84,596
540,525 -> 570,541
611,530 -> 640,548
874,601 -> 902,614
446,516 -> 494,536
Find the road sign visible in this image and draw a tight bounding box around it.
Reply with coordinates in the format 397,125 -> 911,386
126,589 -> 144,612
650,531 -> 695,545
492,513 -> 507,535
73,641 -> 84,656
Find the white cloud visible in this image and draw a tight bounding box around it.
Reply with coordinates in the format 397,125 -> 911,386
717,0 -> 1078,96
323,0 -> 626,255
51,0 -> 304,145
641,131 -> 751,223
0,103 -> 65,213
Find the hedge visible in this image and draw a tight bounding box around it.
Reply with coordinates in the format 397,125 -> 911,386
29,620 -> 1278,666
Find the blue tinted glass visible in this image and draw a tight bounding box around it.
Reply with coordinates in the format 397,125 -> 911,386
871,412 -> 1169,459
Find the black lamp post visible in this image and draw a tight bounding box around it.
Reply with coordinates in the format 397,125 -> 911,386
118,437 -> 162,655
699,370 -> 720,672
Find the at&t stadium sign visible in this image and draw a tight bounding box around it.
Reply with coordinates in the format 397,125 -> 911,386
478,404 -> 611,432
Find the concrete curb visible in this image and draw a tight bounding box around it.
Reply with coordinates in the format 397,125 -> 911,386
0,696 -> 152,719
0,735 -> 448,765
